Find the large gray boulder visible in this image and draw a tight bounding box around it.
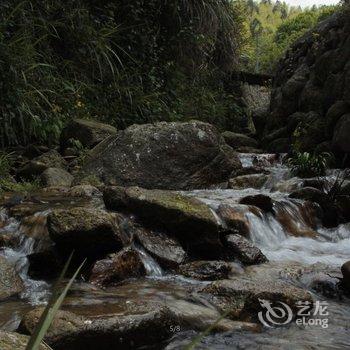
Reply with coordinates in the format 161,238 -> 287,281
41,168 -> 73,187
60,118 -> 117,149
78,121 -> 241,190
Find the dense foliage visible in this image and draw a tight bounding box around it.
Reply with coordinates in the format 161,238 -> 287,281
0,0 -> 246,146
241,0 -> 339,74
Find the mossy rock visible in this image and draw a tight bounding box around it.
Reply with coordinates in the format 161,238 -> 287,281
105,186 -> 225,258
60,118 -> 117,149
47,207 -> 123,257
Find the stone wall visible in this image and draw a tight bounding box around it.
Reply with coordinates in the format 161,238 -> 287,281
266,8 -> 350,162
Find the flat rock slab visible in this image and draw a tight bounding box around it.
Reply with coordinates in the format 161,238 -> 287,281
202,276 -> 312,321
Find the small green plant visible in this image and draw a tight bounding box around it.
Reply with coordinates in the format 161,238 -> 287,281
287,152 -> 332,178
0,177 -> 41,194
26,252 -> 85,350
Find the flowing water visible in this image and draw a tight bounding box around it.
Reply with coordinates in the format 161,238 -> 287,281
0,153 -> 349,349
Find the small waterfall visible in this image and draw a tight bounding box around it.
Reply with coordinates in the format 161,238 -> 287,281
116,215 -> 163,277
244,200 -> 350,266
0,208 -> 49,305
247,211 -> 287,247
134,244 -> 163,277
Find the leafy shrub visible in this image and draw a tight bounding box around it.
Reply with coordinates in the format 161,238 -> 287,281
287,152 -> 332,178
0,0 -> 245,146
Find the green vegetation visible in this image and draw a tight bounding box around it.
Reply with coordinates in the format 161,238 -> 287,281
287,151 -> 332,178
0,0 -> 246,147
0,0 -> 342,148
0,151 -> 39,194
240,0 -> 339,73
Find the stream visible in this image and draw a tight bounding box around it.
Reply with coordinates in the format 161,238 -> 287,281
0,153 -> 349,349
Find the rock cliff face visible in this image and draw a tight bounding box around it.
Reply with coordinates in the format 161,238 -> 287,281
266,9 -> 350,162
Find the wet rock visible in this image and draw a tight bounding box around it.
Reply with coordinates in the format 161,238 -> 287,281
0,330 -> 50,350
18,308 -> 85,347
228,174 -> 268,189
60,118 -> 117,149
272,177 -> 303,192
341,260 -> 350,293
290,187 -> 328,203
232,166 -> 270,177
69,185 -> 102,198
90,247 -> 146,286
302,178 -> 328,191
135,227 -> 186,268
239,194 -> 274,213
0,256 -> 24,301
47,208 -> 123,257
335,195 -> 350,222
17,150 -> 67,179
178,261 -> 233,280
114,187 -> 225,258
217,205 -> 250,236
20,307 -> 177,350
77,121 -> 241,190
224,234 -> 268,265
40,168 -> 73,187
19,214 -> 51,250
0,232 -> 20,248
221,131 -> 258,149
103,186 -> 127,211
201,277 -> 312,321
308,273 -> 341,299
289,187 -> 339,227
253,154 -> 280,168
167,299 -> 259,333
274,201 -> 318,238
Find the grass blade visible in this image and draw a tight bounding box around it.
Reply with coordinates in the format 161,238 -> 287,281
183,309 -> 232,350
25,252 -> 85,350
